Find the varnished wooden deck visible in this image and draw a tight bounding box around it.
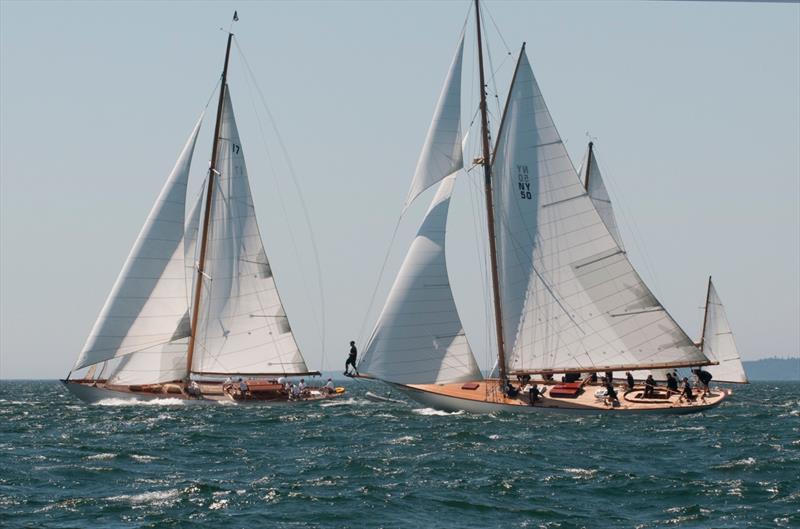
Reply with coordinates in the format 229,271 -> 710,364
405,379 -> 728,412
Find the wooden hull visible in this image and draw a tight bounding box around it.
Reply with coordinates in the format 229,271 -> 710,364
391,379 -> 729,415
61,380 -> 344,405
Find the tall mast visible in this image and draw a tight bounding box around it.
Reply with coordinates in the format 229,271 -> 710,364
583,141 -> 594,190
474,0 -> 507,382
699,275 -> 713,352
185,31 -> 234,378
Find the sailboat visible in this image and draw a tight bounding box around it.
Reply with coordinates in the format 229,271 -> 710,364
62,26 -> 343,404
357,0 -> 729,413
580,142 -> 747,385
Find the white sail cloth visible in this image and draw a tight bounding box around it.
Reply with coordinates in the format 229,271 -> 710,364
492,50 -> 709,374
73,117 -> 203,371
701,279 -> 747,383
360,175 -> 482,384
404,34 -> 465,209
192,89 -> 310,376
579,144 -> 624,250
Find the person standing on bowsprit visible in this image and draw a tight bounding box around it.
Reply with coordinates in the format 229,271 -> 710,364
345,341 -> 359,376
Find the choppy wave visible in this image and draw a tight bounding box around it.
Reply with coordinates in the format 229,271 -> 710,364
92,397 -> 187,407
1,380 -> 799,529
412,407 -> 464,416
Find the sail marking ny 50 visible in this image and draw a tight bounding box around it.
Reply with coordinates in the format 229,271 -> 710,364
492,50 -> 708,374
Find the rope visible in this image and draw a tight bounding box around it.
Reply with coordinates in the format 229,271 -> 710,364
233,38 -> 328,368
356,214 -> 403,351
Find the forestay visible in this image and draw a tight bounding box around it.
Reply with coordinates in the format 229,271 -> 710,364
579,144 -> 624,250
701,279 -> 747,383
73,117 -> 203,371
360,176 -> 482,384
403,34 -> 465,209
192,89 -> 310,376
492,50 -> 709,374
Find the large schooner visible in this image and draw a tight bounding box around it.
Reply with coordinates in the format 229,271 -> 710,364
62,24 -> 342,404
357,1 -> 733,413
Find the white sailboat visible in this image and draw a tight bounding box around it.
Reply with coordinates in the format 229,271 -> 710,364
63,26 -> 343,404
358,1 -> 729,413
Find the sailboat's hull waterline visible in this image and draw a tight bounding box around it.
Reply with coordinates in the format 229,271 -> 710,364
61,380 -> 345,405
388,380 -> 729,415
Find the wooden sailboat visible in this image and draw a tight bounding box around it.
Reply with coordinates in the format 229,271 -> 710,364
62,24 -> 343,404
357,0 -> 729,414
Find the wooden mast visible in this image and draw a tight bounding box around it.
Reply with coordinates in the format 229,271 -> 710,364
474,0 -> 508,383
583,141 -> 594,190
699,275 -> 713,353
185,31 -> 234,378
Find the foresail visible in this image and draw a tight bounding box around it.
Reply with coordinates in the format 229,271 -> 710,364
106,338 -> 189,385
192,89 -> 310,376
361,175 -> 482,384
73,116 -> 203,371
580,144 -> 624,250
404,34 -> 465,209
492,50 -> 708,374
701,280 -> 748,383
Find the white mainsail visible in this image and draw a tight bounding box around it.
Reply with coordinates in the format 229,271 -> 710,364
579,143 -> 624,250
192,89 -> 310,376
491,49 -> 709,374
73,117 -> 203,371
403,34 -> 465,209
700,278 -> 748,383
360,175 -> 482,384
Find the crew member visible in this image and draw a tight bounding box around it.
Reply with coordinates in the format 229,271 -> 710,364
345,341 -> 359,376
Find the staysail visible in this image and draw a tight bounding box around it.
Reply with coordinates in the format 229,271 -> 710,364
700,278 -> 748,383
579,143 -> 624,250
491,49 -> 710,374
360,175 -> 482,384
191,89 -> 311,376
403,34 -> 465,209
73,117 -> 203,371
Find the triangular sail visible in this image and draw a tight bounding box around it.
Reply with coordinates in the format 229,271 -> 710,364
73,117 -> 203,371
192,89 -> 311,376
700,279 -> 748,383
579,143 -> 624,250
491,49 -> 709,374
403,34 -> 465,209
106,188 -> 207,385
360,175 -> 482,384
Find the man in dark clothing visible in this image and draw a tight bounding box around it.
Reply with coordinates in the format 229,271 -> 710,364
694,368 -> 713,397
504,380 -> 519,398
604,378 -> 619,407
679,377 -> 695,402
625,372 -> 635,391
666,372 -> 679,393
643,375 -> 656,398
345,341 -> 359,376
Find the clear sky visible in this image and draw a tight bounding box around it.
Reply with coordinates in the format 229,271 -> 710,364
1,0 -> 798,379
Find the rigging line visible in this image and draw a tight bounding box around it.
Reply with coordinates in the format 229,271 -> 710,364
234,39 -> 327,364
591,142 -> 664,299
236,58 -> 319,373
482,1 -> 512,56
356,213 -> 404,352
480,7 -> 504,128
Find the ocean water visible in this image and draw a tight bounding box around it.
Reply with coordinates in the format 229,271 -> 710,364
0,380 -> 798,529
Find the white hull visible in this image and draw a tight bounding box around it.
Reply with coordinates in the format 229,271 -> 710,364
390,382 -> 727,415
